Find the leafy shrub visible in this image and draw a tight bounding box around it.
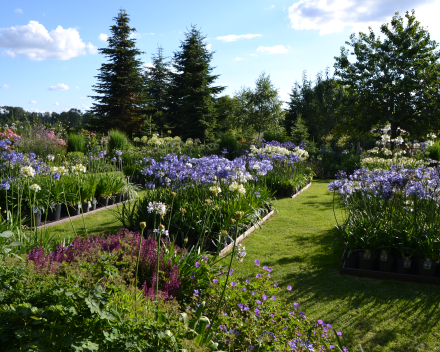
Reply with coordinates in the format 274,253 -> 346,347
262,129 -> 289,143
428,140 -> 440,162
217,132 -> 239,160
0,257 -> 186,351
109,129 -> 129,153
67,133 -> 86,153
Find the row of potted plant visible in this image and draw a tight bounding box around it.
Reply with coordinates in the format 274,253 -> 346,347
329,166 -> 440,278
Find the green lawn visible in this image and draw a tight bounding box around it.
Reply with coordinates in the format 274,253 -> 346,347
220,180 -> 440,352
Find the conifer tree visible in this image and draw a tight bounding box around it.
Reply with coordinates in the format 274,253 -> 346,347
144,46 -> 172,136
168,25 -> 225,141
89,10 -> 147,138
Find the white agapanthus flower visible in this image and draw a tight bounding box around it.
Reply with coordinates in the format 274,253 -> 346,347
46,155 -> 55,161
20,166 -> 35,178
71,164 -> 86,175
209,185 -> 222,196
147,201 -> 167,215
229,181 -> 246,195
292,147 -> 309,160
29,184 -> 41,192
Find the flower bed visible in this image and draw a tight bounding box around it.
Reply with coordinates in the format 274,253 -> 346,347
329,166 -> 440,278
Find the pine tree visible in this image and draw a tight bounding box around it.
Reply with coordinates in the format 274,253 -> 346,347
168,25 -> 225,141
89,10 -> 147,138
144,46 -> 172,136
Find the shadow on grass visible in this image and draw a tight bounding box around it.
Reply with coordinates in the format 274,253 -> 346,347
263,220 -> 440,351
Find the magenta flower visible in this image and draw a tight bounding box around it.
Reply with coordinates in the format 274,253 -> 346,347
256,273 -> 261,279
287,285 -> 292,291
254,259 -> 260,266
195,262 -> 200,267
231,281 -> 237,287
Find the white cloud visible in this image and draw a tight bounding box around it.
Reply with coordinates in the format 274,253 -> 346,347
0,21 -> 95,60
98,33 -> 109,41
216,34 -> 262,42
265,4 -> 275,9
76,86 -> 79,89
288,0 -> 434,35
235,57 -> 244,61
144,62 -> 154,68
1,84 -> 10,89
86,42 -> 98,54
54,102 -> 59,106
14,9 -> 23,14
48,83 -> 70,90
249,53 -> 258,57
129,32 -> 141,39
29,100 -> 37,104
206,43 -> 212,51
256,45 -> 289,54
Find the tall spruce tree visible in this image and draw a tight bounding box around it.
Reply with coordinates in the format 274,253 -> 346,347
144,46 -> 172,136
168,25 -> 225,141
89,10 -> 147,138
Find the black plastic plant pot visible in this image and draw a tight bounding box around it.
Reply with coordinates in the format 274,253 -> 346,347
418,257 -> 437,277
67,205 -> 81,216
81,202 -> 89,214
115,194 -> 122,203
47,203 -> 62,221
108,196 -> 115,206
378,251 -> 395,272
396,256 -> 412,275
359,250 -> 378,270
99,197 -> 109,207
344,250 -> 359,269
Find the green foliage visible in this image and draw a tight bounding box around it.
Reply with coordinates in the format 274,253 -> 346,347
0,258 -> 187,351
90,10 -> 148,138
286,69 -> 343,147
144,46 -> 172,137
108,129 -> 129,153
334,10 -> 440,141
168,25 -> 225,141
248,72 -> 284,138
217,133 -> 238,160
427,140 -> 440,161
67,133 -> 86,153
290,114 -> 309,145
0,230 -> 22,261
262,129 -> 289,144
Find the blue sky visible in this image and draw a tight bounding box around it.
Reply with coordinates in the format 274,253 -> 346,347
1,0 -> 439,114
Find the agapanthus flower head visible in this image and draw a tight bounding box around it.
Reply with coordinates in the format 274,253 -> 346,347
29,183 -> 41,192
147,201 -> 167,215
20,166 -> 35,177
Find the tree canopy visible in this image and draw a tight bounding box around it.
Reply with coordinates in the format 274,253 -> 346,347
334,10 -> 440,140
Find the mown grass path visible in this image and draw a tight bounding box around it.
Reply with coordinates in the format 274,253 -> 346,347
224,179 -> 440,352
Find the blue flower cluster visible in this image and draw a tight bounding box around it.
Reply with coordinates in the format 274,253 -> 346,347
328,166 -> 440,201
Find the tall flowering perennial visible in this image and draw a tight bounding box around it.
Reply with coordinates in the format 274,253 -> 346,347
362,125 -> 435,169
329,166 -> 440,258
